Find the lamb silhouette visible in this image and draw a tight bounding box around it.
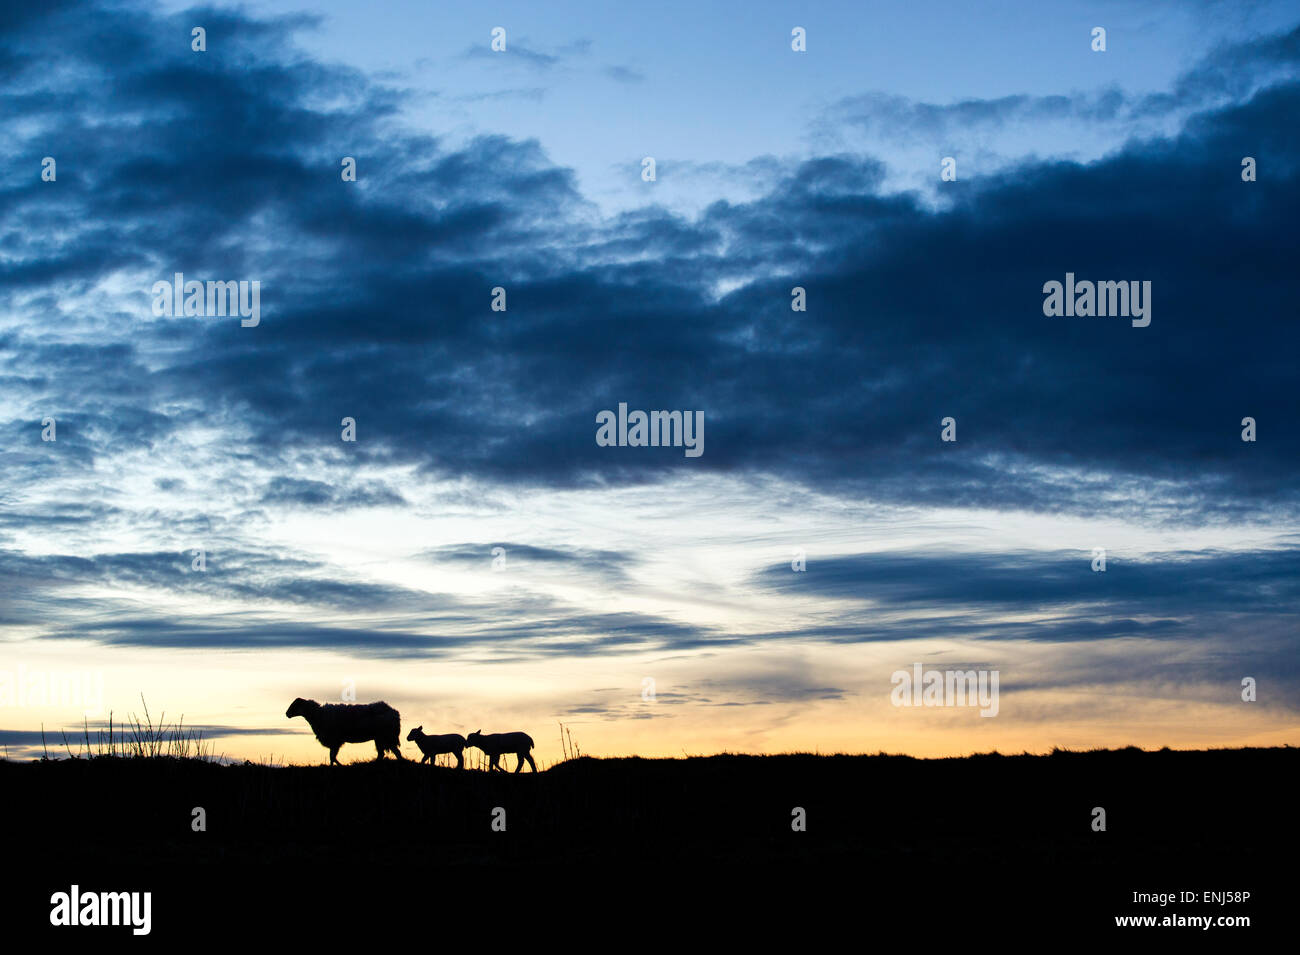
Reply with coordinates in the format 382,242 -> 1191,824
406,726 -> 466,768
286,697 -> 404,765
466,729 -> 537,772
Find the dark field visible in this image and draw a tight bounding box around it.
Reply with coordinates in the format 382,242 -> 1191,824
4,746 -> 1291,939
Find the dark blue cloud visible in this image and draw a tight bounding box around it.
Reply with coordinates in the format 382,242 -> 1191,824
39,610 -> 728,659
259,476 -> 406,508
419,542 -> 639,586
754,548 -> 1300,614
2,3 -> 1296,521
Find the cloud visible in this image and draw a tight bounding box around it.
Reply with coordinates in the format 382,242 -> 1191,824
459,36 -> 593,71
258,477 -> 406,508
830,89 -> 1129,140
0,725 -> 286,746
753,548 -> 1300,615
454,87 -> 547,104
38,609 -> 730,660
825,25 -> 1300,148
418,542 -> 639,585
604,65 -> 645,84
0,723 -> 291,761
557,666 -> 849,721
0,1 -> 1296,706
2,4 -> 1296,524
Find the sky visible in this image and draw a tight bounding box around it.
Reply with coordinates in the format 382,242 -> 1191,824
1,0 -> 1297,765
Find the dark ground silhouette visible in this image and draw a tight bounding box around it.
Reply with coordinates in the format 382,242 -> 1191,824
5,746 -> 1292,938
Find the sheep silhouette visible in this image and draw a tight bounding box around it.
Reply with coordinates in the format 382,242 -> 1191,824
406,726 -> 466,768
286,697 -> 405,765
466,729 -> 537,772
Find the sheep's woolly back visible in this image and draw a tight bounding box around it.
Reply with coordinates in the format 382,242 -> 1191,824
290,699 -> 401,746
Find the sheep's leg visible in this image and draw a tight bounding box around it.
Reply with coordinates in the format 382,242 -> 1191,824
489,753 -> 501,772
421,754 -> 430,764
523,752 -> 537,773
513,752 -> 524,773
329,745 -> 340,765
375,740 -> 386,760
454,750 -> 463,770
